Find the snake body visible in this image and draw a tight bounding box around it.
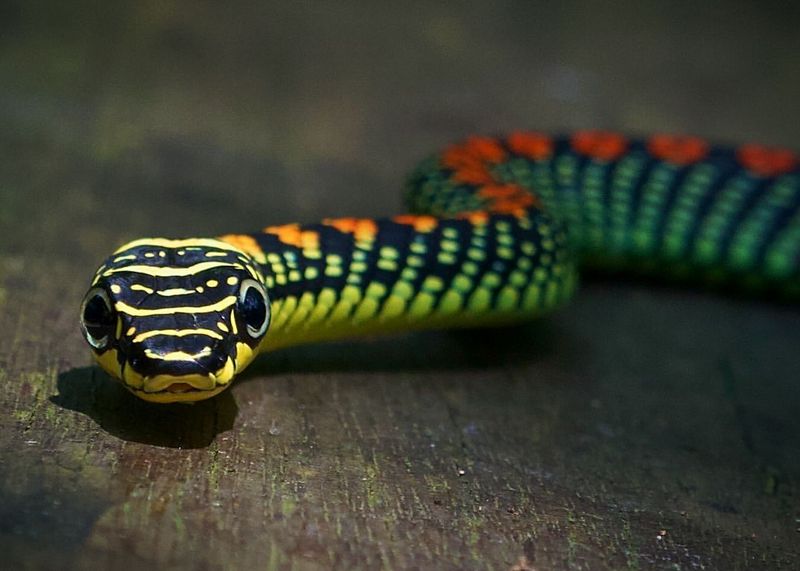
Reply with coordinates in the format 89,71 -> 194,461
80,131 -> 799,403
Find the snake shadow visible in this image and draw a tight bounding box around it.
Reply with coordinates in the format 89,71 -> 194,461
51,319 -> 570,448
50,367 -> 238,449
245,319 -> 566,377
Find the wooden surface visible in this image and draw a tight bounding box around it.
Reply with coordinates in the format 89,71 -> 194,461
1,2 -> 799,569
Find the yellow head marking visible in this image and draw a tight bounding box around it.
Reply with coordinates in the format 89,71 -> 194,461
80,237 -> 272,403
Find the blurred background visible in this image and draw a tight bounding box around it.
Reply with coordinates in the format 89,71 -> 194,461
1,2 -> 799,569
1,1 -> 798,258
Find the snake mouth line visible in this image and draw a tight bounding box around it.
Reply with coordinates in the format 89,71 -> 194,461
163,382 -> 200,393
118,356 -> 238,401
128,380 -> 229,404
143,373 -> 218,393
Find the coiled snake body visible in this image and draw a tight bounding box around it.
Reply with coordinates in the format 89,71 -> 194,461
80,131 -> 799,403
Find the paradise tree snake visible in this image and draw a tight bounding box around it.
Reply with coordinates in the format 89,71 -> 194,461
79,131 -> 799,403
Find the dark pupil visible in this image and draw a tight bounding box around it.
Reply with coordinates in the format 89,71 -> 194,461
83,295 -> 115,339
242,287 -> 266,330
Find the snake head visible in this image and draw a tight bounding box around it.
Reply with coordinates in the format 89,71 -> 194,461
80,238 -> 270,403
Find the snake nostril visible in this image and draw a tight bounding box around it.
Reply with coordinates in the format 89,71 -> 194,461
126,340 -> 229,377
128,350 -> 144,371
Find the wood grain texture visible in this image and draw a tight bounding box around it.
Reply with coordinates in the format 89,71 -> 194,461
1,2 -> 799,569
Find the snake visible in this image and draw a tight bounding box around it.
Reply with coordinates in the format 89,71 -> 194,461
79,131 -> 799,403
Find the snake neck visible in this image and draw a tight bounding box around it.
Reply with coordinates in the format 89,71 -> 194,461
214,131 -> 799,354
218,209 -> 578,352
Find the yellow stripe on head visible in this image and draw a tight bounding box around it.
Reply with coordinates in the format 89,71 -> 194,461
114,296 -> 237,317
83,236 -> 271,404
102,262 -> 244,278
132,328 -> 224,343
113,237 -> 250,254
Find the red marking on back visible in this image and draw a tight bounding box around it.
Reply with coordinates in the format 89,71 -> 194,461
477,184 -> 523,199
490,195 -> 537,214
647,134 -> 709,165
462,136 -> 507,163
322,218 -> 378,241
441,136 -> 507,185
454,210 -> 490,225
440,136 -> 543,218
263,223 -> 320,250
507,131 -> 554,160
571,131 -> 627,161
737,144 -> 797,177
450,166 -> 494,185
393,215 -> 438,233
478,184 -> 539,216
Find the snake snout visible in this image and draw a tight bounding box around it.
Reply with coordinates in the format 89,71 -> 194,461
126,336 -> 230,381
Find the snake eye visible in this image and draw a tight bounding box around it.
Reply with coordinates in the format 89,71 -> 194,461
80,287 -> 116,349
238,279 -> 270,339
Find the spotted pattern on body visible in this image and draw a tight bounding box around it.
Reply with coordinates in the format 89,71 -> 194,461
81,132 -> 800,402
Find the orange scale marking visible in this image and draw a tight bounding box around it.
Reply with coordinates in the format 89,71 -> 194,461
647,134 -> 709,165
507,131 -> 554,161
490,195 -> 537,214
264,223 -> 320,250
441,136 -> 509,186
441,147 -> 482,170
478,184 -> 541,209
393,214 -> 438,233
462,136 -> 507,163
572,130 -> 628,161
452,165 -> 495,185
454,210 -> 490,225
322,217 -> 379,242
478,184 -> 523,199
218,234 -> 265,259
737,144 -> 797,177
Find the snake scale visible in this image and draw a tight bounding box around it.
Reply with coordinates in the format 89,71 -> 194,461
80,131 -> 799,403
